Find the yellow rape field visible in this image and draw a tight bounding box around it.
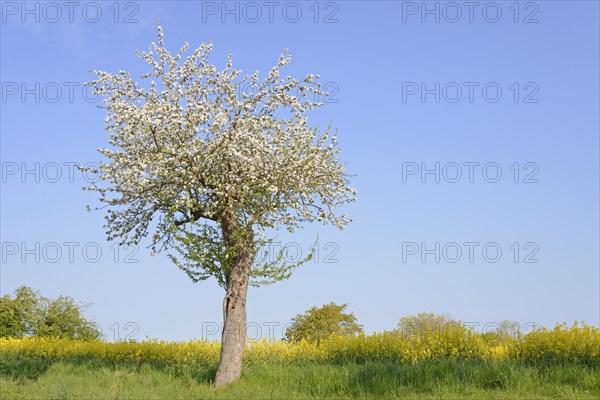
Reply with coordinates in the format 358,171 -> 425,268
1,323 -> 598,368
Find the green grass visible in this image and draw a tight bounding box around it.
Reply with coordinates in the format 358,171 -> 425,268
1,358 -> 599,399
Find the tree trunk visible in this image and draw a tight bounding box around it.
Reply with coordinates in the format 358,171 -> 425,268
213,213 -> 254,388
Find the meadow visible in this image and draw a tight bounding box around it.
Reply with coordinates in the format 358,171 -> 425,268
1,323 -> 599,399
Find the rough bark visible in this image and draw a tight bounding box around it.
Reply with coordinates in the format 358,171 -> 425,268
213,211 -> 254,388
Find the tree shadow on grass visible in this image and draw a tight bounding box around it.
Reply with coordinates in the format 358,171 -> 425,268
185,365 -> 218,385
0,357 -> 53,382
346,359 -> 515,397
0,355 -> 220,387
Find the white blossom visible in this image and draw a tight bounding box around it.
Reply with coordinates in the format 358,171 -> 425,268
84,23 -> 356,286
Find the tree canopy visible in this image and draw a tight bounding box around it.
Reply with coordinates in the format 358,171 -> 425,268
395,312 -> 462,338
0,286 -> 100,341
85,25 -> 356,288
285,302 -> 363,343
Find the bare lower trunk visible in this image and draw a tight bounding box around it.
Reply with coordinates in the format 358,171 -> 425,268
213,212 -> 254,388
213,267 -> 250,387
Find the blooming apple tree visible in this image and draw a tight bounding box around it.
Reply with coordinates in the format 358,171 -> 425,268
84,24 -> 355,387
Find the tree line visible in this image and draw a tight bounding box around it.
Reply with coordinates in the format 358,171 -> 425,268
1,287 -> 519,345
0,286 -> 100,340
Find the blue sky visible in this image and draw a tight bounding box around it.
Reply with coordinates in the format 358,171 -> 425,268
1,1 -> 599,341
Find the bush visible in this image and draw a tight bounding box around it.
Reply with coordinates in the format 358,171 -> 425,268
0,287 -> 100,341
285,302 -> 363,343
